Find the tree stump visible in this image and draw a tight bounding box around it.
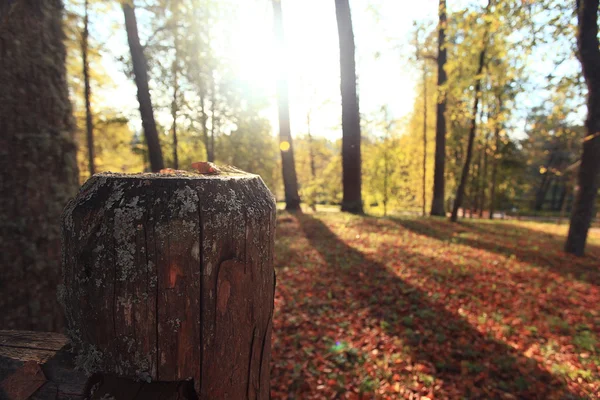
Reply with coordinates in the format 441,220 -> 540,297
61,170 -> 276,399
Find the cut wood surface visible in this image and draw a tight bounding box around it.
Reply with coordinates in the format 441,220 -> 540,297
61,171 -> 276,399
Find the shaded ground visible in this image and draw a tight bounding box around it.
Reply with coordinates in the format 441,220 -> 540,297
270,212 -> 600,399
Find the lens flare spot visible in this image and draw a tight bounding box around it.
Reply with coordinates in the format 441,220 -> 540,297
280,141 -> 291,152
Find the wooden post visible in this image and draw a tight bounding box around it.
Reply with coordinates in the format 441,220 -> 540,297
60,170 -> 276,398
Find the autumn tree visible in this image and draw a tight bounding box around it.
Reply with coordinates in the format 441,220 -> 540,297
430,0 -> 448,216
0,0 -> 79,330
450,47 -> 487,221
272,0 -> 301,210
335,0 -> 363,214
122,0 -> 164,172
450,2 -> 492,222
565,0 -> 600,256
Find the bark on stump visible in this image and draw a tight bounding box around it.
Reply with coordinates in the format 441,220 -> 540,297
60,171 -> 276,399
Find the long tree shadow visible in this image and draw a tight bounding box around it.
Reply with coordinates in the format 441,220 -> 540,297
292,213 -> 573,399
389,217 -> 600,286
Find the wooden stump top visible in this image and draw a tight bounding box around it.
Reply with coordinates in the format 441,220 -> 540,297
61,170 -> 276,399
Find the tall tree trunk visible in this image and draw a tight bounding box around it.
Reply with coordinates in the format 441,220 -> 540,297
335,0 -> 363,214
479,133 -> 489,218
565,0 -> 600,256
307,112 -> 317,211
559,174 -> 575,224
82,0 -> 95,176
210,71 -> 217,162
272,0 -> 301,210
171,0 -> 179,169
430,0 -> 447,216
489,95 -> 502,220
422,63 -> 428,217
307,112 -> 317,180
122,1 -> 164,172
550,176 -> 560,211
451,47 -> 486,222
534,151 -> 556,211
200,91 -> 213,162
557,176 -> 568,212
0,0 -> 79,331
470,156 -> 479,217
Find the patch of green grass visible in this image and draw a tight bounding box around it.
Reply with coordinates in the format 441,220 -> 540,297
573,330 -> 597,352
551,363 -> 594,382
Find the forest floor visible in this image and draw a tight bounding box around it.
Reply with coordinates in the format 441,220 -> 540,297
270,211 -> 600,399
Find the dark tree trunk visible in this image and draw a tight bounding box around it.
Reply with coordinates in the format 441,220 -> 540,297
470,157 -> 479,217
534,152 -> 556,211
557,176 -> 568,212
479,132 -> 489,218
210,72 -> 217,162
565,0 -> 600,256
451,47 -> 486,222
0,0 -> 79,331
82,0 -> 95,176
307,112 -> 318,211
307,113 -> 317,180
489,95 -> 502,219
422,64 -> 428,217
431,0 -> 447,216
335,0 -> 363,214
200,91 -> 213,162
272,0 -> 301,210
122,2 -> 164,172
550,176 -> 560,211
171,0 -> 179,170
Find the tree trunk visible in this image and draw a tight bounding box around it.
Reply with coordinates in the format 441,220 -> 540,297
451,47 -> 486,222
62,171 -> 275,398
557,176 -> 568,212
534,151 -> 556,211
307,112 -> 317,212
422,63 -> 428,217
307,112 -> 317,180
474,145 -> 482,216
171,0 -> 179,170
82,0 -> 95,176
550,176 -> 560,211
200,90 -> 213,162
565,0 -> 600,256
0,0 -> 79,331
479,134 -> 489,218
335,0 -> 363,214
122,1 -> 164,172
430,0 -> 447,216
489,95 -> 502,220
559,174 -> 575,224
272,0 -> 301,210
210,71 -> 217,162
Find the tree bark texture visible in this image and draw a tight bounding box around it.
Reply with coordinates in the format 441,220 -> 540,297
0,0 -> 79,331
430,0 -> 448,216
272,0 -> 301,210
122,2 -> 164,172
565,0 -> 600,256
61,172 -> 275,398
335,0 -> 363,214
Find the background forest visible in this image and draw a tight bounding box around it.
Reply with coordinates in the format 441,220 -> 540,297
64,0 -> 589,219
